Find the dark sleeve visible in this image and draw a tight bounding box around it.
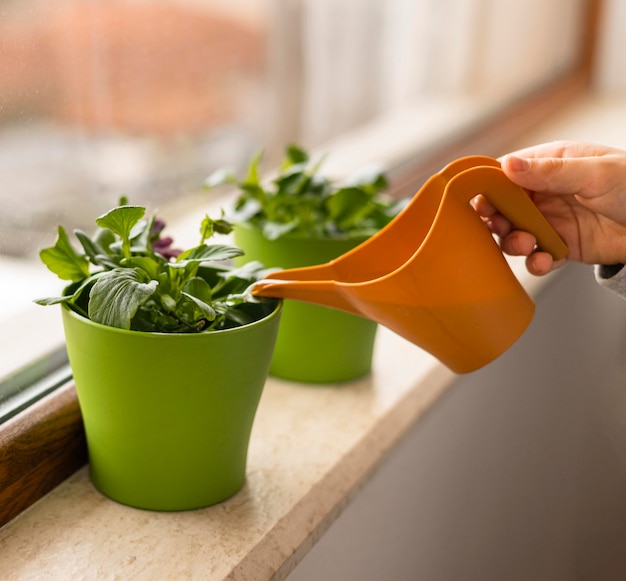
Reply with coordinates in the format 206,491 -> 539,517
594,264 -> 626,299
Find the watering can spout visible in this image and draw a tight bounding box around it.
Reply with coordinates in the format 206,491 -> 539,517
250,156 -> 568,373
251,277 -> 364,317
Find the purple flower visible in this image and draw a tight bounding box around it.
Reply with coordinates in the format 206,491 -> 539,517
151,218 -> 166,238
151,218 -> 181,259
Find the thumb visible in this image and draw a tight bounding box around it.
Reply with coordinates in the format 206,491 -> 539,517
501,154 -> 594,196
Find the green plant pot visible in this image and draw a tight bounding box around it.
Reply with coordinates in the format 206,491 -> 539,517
62,299 -> 281,511
234,223 -> 377,383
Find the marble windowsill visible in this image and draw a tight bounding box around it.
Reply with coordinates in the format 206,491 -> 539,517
0,325 -> 458,580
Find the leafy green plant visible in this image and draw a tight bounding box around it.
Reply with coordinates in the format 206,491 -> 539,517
35,201 -> 274,333
205,144 -> 407,240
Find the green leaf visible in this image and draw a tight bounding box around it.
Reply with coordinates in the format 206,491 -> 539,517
274,166 -> 310,197
88,268 -> 158,329
96,206 -> 146,238
160,294 -> 177,312
34,273 -> 101,317
74,228 -> 120,268
129,219 -> 150,252
183,276 -> 213,303
244,149 -> 264,187
238,183 -> 267,204
199,214 -> 233,244
39,226 -> 91,282
211,218 -> 234,236
181,292 -> 217,321
283,144 -> 309,167
96,205 -> 146,261
93,227 -> 117,254
33,295 -> 74,306
92,254 -> 121,270
220,260 -> 269,282
224,306 -> 255,326
96,206 -> 146,239
177,244 -> 243,264
74,229 -> 100,262
181,277 -> 217,323
326,187 -> 369,228
122,256 -> 163,279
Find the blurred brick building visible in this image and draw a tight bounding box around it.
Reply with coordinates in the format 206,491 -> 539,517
0,1 -> 266,135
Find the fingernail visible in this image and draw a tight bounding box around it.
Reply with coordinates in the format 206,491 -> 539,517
506,155 -> 530,172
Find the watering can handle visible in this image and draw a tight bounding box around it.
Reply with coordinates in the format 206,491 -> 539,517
452,165 -> 569,261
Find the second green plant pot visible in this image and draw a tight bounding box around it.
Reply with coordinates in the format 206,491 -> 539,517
234,224 -> 377,383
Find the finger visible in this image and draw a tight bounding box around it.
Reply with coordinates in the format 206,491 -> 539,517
500,230 -> 537,257
472,194 -> 496,218
501,152 -> 621,199
525,252 -> 554,276
472,195 -> 513,237
486,214 -> 513,238
503,140 -> 615,161
526,252 -> 567,276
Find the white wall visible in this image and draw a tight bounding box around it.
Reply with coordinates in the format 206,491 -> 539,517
288,263 -> 626,580
593,0 -> 626,92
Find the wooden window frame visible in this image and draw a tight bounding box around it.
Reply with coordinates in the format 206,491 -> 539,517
1,382 -> 86,526
0,0 -> 603,528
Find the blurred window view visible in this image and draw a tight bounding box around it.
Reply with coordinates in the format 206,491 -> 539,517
1,0 -> 269,259
0,0 -> 586,414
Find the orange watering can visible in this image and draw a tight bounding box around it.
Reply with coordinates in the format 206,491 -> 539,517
250,156 -> 568,373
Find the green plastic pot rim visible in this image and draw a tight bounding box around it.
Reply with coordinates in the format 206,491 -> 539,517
61,299 -> 282,339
